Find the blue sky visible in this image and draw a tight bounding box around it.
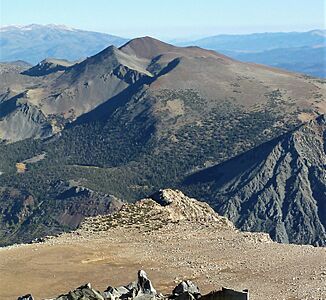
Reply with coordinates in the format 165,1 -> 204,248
1,0 -> 325,39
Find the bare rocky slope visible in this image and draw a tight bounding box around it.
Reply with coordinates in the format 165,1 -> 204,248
0,36 -> 325,142
1,190 -> 325,300
0,37 -> 325,246
184,115 -> 326,246
22,58 -> 77,77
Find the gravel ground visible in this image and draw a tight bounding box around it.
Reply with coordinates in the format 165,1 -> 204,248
0,194 -> 325,300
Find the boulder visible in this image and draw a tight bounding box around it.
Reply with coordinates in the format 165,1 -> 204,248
104,270 -> 157,300
174,291 -> 196,300
55,283 -> 104,300
17,295 -> 34,300
172,281 -> 200,298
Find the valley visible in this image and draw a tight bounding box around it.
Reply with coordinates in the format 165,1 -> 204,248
0,37 -> 325,247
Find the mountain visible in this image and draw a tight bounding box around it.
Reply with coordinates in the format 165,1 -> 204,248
182,30 -> 326,52
0,24 -> 128,64
228,46 -> 326,78
0,182 -> 123,246
1,36 -> 324,142
180,30 -> 326,78
0,36 -> 325,246
183,115 -> 326,246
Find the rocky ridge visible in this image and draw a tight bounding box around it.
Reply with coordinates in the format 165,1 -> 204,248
79,189 -> 236,233
22,58 -> 77,77
184,115 -> 326,245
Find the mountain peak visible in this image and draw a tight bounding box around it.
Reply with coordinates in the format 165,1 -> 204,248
119,36 -> 178,59
0,24 -> 77,32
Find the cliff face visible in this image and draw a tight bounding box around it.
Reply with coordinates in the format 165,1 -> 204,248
184,115 -> 326,245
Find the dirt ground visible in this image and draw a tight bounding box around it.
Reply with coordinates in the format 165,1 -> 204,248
0,222 -> 325,300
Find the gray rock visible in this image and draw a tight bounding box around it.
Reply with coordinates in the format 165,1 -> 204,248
17,295 -> 34,300
174,291 -> 196,300
104,270 -> 156,300
150,189 -> 174,206
16,270 -> 248,300
54,283 -> 104,300
172,281 -> 200,298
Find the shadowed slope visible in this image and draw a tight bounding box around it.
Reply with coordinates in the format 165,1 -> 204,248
184,115 -> 326,245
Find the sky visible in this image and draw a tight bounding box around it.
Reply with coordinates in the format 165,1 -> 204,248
1,0 -> 325,39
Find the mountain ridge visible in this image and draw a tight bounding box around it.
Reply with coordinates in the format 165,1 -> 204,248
179,30 -> 326,78
183,115 -> 326,245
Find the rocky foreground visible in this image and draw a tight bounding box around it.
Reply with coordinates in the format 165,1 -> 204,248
1,189 -> 325,300
18,269 -> 249,300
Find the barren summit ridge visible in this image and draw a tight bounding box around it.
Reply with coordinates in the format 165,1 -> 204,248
79,189 -> 235,233
119,36 -> 180,59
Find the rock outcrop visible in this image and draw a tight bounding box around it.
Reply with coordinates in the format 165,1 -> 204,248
80,189 -> 235,233
18,270 -> 248,300
104,270 -> 156,300
172,280 -> 201,300
17,295 -> 34,300
54,283 -> 104,300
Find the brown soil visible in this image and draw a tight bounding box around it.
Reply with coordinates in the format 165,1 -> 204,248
0,221 -> 325,300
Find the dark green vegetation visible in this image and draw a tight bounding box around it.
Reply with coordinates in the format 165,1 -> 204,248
0,37 -> 325,246
0,88 -> 307,246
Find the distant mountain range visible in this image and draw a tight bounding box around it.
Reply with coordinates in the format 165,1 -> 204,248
0,24 -> 128,64
179,30 -> 326,78
1,25 -> 325,78
0,36 -> 325,246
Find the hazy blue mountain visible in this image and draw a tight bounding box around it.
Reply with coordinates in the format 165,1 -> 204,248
179,30 -> 326,78
227,46 -> 326,78
0,24 -> 128,64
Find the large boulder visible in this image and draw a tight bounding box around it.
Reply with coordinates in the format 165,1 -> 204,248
17,295 -> 34,300
172,281 -> 201,299
104,270 -> 157,300
54,283 -> 104,300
